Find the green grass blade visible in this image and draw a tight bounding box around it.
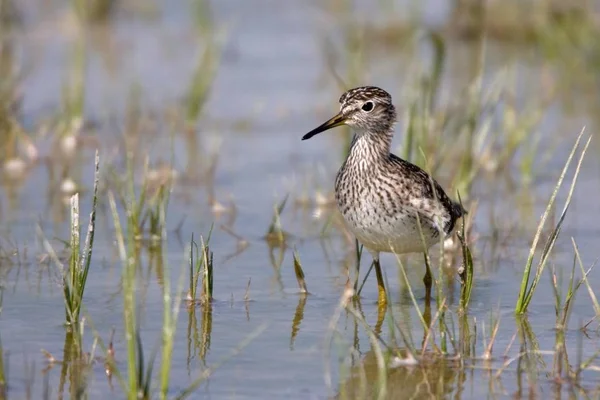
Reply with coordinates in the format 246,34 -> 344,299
135,329 -> 144,395
520,132 -> 591,313
75,152 -> 100,326
189,234 -> 196,301
458,216 -> 474,311
292,249 -> 308,294
68,193 -> 80,326
108,191 -> 137,399
515,128 -> 588,314
573,239 -> 600,317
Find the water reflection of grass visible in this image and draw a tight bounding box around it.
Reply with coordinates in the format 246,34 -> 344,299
0,335 -> 5,399
313,1 -> 600,397
0,0 -> 599,398
328,131 -> 598,399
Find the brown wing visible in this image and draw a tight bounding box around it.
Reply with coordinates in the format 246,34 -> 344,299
388,154 -> 466,234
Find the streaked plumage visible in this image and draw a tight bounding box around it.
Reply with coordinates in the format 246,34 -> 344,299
302,86 -> 465,303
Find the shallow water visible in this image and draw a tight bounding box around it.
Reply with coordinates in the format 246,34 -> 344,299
1,0 -> 599,399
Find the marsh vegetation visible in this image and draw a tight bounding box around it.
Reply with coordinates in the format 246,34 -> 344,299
0,0 -> 599,398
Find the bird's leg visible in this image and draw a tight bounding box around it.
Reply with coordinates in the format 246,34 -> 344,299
422,252 -> 432,344
423,252 -> 432,303
422,297 -> 432,348
373,256 -> 387,307
375,299 -> 386,335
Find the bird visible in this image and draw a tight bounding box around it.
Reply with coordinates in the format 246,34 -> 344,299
302,86 -> 466,305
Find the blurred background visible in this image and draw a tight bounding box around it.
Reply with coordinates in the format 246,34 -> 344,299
1,0 -> 600,398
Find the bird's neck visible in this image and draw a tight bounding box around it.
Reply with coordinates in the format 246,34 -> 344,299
347,129 -> 393,166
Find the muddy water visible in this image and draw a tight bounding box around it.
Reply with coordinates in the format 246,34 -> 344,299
1,0 -> 599,399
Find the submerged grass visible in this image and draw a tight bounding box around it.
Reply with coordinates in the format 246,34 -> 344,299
158,264 -> 185,395
457,203 -> 474,312
3,0 -> 600,397
264,194 -> 290,246
515,129 -> 591,314
186,0 -> 220,125
336,256 -> 598,399
188,229 -> 214,305
37,152 -> 100,329
107,146 -> 188,399
329,127 -> 595,398
107,172 -> 190,399
108,188 -> 138,398
64,152 -> 99,328
33,154 -> 101,399
292,249 -> 308,294
105,149 -> 257,399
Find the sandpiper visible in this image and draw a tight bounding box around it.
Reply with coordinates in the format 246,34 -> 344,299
302,86 -> 465,305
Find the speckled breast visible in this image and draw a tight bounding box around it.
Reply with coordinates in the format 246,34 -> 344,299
334,176 -> 440,255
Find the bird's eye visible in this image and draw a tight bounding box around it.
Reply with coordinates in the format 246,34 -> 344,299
361,101 -> 374,112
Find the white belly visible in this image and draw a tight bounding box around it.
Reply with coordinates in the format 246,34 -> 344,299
338,197 -> 442,255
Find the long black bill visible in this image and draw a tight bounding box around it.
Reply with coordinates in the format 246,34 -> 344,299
302,113 -> 346,140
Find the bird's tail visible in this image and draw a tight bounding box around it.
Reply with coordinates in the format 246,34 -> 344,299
454,201 -> 467,218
